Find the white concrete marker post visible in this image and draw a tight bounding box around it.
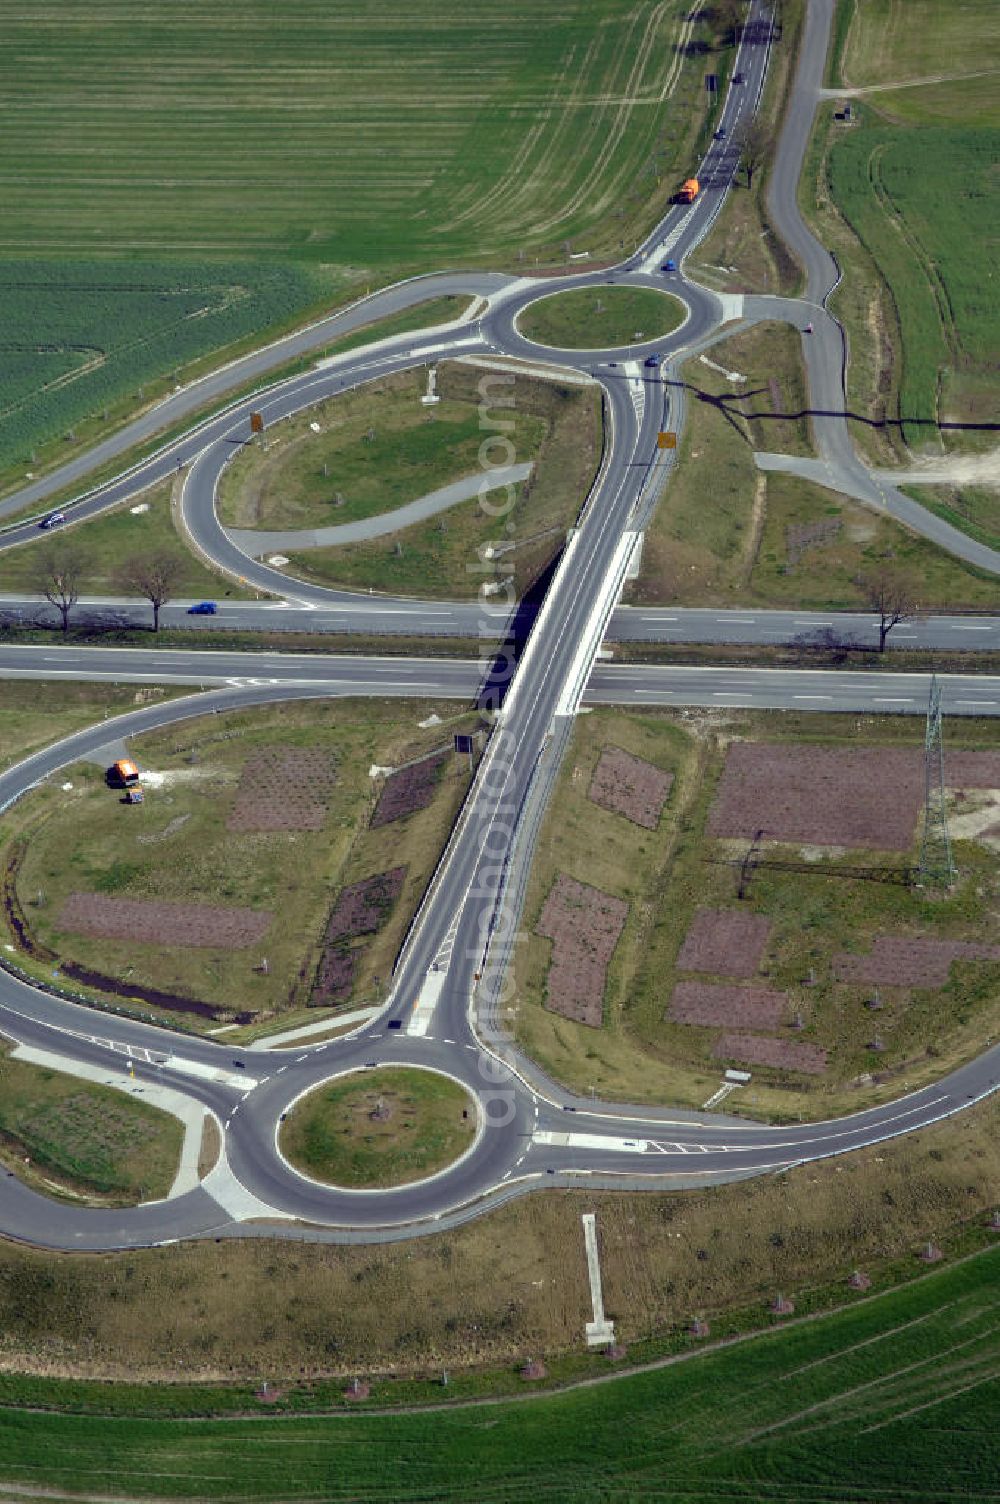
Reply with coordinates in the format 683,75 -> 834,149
582,1212 -> 615,1349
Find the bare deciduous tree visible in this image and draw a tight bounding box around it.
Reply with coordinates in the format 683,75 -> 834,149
863,567 -> 917,652
735,119 -> 772,190
116,552 -> 185,632
34,545 -> 84,635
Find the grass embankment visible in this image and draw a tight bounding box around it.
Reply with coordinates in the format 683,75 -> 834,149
281,1068 -> 476,1188
0,1192 -> 994,1504
0,1042 -> 181,1204
281,363 -> 603,599
910,484 -> 1000,554
515,706 -> 1000,1119
0,698 -> 481,1030
0,481 -> 248,601
0,682 -> 185,774
0,1095 -> 994,1391
517,286 -> 685,350
802,0 -> 1000,466
691,0 -> 805,296
629,322 -> 1000,609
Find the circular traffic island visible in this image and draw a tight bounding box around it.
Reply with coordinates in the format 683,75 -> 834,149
516,285 -> 684,350
280,1067 -> 478,1189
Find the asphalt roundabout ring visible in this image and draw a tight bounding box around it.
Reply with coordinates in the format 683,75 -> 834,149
277,1064 -> 481,1192
513,284 -> 686,352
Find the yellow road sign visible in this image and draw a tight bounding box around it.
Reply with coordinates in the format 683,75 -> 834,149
658,431 -> 677,449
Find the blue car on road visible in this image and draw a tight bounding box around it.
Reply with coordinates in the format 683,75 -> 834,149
187,601 -> 218,615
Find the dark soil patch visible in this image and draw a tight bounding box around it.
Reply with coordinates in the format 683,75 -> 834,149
371,753 -> 447,828
587,745 -> 673,830
228,747 -> 337,832
675,908 -> 771,976
668,981 -> 787,1030
311,868 -> 405,1007
57,894 -> 272,949
536,874 -> 627,1028
834,935 -> 1000,988
713,1033 -> 828,1075
708,743 -> 1000,850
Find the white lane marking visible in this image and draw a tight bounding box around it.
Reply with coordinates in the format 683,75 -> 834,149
955,700 -> 997,707
794,694 -> 833,700
873,697 -> 914,704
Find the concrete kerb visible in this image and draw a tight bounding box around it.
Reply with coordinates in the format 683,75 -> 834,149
270,1062 -> 487,1201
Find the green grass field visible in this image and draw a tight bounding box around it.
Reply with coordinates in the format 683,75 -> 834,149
517,286 -> 685,350
0,1043 -> 181,1203
827,122 -> 1000,442
218,365 -> 548,532
281,1067 -> 475,1187
0,1250 -> 994,1499
281,363 -> 603,599
0,0 -> 720,495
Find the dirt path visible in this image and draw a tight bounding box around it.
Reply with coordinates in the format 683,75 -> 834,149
821,67 -> 1000,96
875,447 -> 1000,488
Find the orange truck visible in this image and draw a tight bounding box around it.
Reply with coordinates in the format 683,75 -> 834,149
110,758 -> 140,787
678,178 -> 700,203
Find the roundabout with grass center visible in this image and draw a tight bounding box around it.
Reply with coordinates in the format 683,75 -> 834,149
279,1066 -> 479,1189
516,285 -> 685,351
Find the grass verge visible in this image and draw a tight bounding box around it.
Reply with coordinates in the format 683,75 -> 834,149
281,1067 -> 475,1188
629,323 -> 1000,610
0,480 -> 251,601
0,1099 -> 992,1413
0,1041 -> 181,1205
0,682 -> 187,774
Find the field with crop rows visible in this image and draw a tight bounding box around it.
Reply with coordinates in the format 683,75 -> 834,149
0,1251 -> 994,1500
0,259 -> 333,472
827,124 -> 1000,441
1,1 -> 709,266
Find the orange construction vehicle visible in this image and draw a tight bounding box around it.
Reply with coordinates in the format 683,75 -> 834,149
109,758 -> 140,788
678,177 -> 700,203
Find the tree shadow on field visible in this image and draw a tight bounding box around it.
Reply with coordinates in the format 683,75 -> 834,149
665,378 -> 1000,444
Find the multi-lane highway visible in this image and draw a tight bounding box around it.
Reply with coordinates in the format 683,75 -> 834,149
5,594 -> 1000,652
4,644 -> 1000,716
0,0 -> 997,1253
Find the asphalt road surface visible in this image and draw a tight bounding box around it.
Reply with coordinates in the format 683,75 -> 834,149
5,594 -> 1000,651
0,0 -> 996,1252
